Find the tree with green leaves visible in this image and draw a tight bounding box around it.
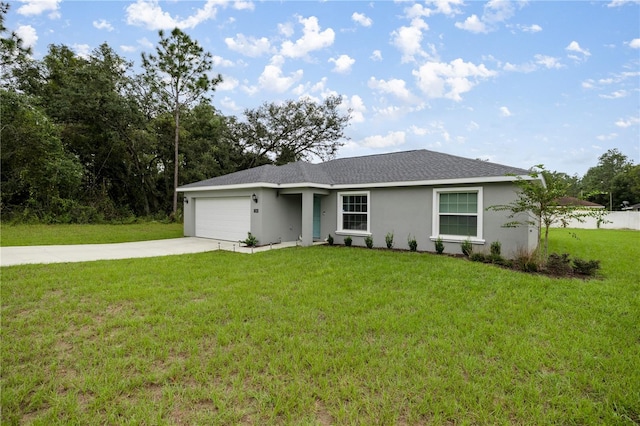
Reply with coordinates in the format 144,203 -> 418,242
581,149 -> 633,210
487,165 -> 608,259
229,95 -> 351,167
0,2 -> 32,87
141,28 -> 222,217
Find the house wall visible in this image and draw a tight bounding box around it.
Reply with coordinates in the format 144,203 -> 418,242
254,188 -> 302,244
322,182 -> 536,257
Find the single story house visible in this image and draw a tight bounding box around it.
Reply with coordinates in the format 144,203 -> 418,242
177,149 -> 540,256
555,197 -> 605,209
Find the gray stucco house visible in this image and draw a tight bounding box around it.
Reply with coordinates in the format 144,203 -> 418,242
177,149 -> 540,256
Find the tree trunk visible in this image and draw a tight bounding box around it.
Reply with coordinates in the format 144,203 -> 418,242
172,104 -> 179,217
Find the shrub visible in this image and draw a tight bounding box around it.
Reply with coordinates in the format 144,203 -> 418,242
385,232 -> 394,249
572,258 -> 601,276
461,239 -> 473,257
434,237 -> 444,254
327,234 -> 334,246
490,241 -> 502,256
513,247 -> 539,273
240,232 -> 259,247
407,235 -> 418,252
364,235 -> 374,249
344,236 -> 352,247
470,252 -> 487,263
546,253 -> 572,276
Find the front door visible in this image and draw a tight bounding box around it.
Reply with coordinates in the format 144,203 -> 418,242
313,195 -> 321,240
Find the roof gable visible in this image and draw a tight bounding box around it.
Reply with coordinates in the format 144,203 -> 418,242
178,149 -> 532,190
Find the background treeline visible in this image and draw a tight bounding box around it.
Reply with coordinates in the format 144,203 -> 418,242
1,4 -> 638,224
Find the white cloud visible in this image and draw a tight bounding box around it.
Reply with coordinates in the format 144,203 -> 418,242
138,37 -> 154,49
455,14 -> 488,34
352,12 -> 372,27
225,34 -> 272,57
257,55 -> 303,93
615,116 -> 640,127
370,50 -> 383,61
566,41 -> 591,61
600,90 -> 628,99
233,1 -> 254,11
126,0 -> 220,30
93,19 -> 114,32
280,16 -> 335,59
520,24 -> 542,33
212,55 -> 235,68
121,45 -> 137,53
361,131 -> 406,148
217,76 -> 239,91
391,18 -> 430,63
422,0 -> 464,16
628,38 -> 640,49
483,0 -> 516,24
73,44 -> 91,59
329,54 -> 355,74
278,22 -> 294,38
534,54 -> 564,69
596,133 -> 618,141
341,95 -> 366,123
16,0 -> 61,18
413,58 -> 496,101
607,0 -> 640,7
499,106 -> 512,117
16,25 -> 38,49
220,96 -> 242,112
467,121 -> 480,131
368,77 -> 418,103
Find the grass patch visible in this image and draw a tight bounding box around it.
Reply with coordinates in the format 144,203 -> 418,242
0,223 -> 183,246
1,229 -> 639,424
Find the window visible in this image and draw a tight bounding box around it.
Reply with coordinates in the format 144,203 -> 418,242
337,191 -> 370,234
432,187 -> 483,242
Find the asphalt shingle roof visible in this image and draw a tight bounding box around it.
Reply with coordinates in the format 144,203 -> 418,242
178,149 -> 532,189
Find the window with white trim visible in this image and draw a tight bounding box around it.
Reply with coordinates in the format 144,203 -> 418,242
432,187 -> 483,241
337,191 -> 370,234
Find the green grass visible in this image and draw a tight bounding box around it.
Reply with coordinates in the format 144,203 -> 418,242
0,223 -> 183,246
2,228 -> 639,424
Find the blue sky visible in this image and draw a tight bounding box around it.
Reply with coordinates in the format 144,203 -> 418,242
6,0 -> 640,176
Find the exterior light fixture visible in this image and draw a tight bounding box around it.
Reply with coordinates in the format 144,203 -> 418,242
252,193 -> 258,203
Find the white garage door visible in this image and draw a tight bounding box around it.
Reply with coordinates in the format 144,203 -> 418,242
195,197 -> 250,241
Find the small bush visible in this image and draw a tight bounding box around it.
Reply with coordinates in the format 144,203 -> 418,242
470,252 -> 487,263
546,253 -> 572,276
385,232 -> 394,249
344,236 -> 352,247
240,232 -> 259,247
407,235 -> 418,252
490,241 -> 502,256
572,258 -> 601,276
327,234 -> 334,246
513,248 -> 539,272
434,237 -> 444,254
461,239 -> 473,257
364,235 -> 374,249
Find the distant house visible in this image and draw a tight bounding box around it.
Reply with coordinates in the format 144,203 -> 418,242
555,197 -> 605,209
177,150 -> 541,255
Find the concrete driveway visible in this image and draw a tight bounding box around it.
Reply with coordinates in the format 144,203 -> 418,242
0,237 -> 300,267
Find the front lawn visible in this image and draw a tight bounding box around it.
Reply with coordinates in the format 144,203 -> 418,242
0,222 -> 183,246
1,229 -> 638,424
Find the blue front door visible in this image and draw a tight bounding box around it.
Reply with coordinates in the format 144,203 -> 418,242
313,195 -> 321,240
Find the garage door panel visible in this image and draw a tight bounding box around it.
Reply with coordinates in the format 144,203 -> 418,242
195,197 -> 250,241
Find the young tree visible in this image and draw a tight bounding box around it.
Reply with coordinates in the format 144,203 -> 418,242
229,96 -> 351,166
487,165 -> 608,259
141,28 -> 222,217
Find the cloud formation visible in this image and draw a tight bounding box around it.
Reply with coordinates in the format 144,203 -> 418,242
280,16 -> 335,59
93,19 -> 114,32
126,0 -> 222,30
16,25 -> 38,49
352,12 -> 372,27
329,55 -> 355,74
413,58 -> 496,101
16,0 -> 60,19
225,34 -> 272,57
361,131 -> 406,148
